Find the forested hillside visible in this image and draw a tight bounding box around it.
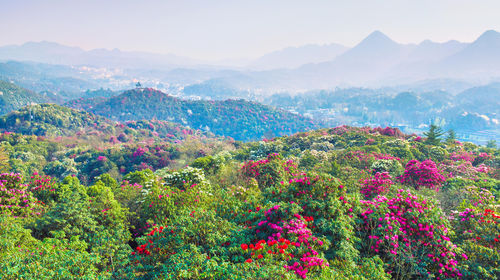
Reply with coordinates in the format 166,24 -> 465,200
66,88 -> 318,141
0,80 -> 51,115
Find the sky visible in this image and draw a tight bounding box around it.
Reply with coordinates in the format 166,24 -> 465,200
1,0 -> 499,61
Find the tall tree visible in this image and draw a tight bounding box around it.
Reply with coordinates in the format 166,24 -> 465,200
486,140 -> 497,149
446,129 -> 456,144
424,124 -> 444,145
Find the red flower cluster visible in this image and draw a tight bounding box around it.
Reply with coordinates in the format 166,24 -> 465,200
241,238 -> 294,263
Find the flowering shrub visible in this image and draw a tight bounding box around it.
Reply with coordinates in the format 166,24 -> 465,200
239,204 -> 330,279
97,155 -> 107,162
28,172 -> 58,205
360,189 -> 462,279
361,172 -> 393,199
241,153 -> 297,189
439,160 -> 489,180
128,208 -> 238,279
156,166 -> 207,190
473,152 -> 493,166
133,147 -> 148,158
450,186 -> 500,279
370,159 -> 404,177
450,151 -> 475,162
340,151 -> 400,170
400,159 -> 445,191
0,173 -> 41,217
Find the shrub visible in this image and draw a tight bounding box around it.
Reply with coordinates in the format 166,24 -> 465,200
400,159 -> 445,191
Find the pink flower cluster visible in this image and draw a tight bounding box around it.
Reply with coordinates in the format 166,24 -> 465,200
97,155 -> 108,162
449,151 -> 474,162
439,161 -> 489,180
0,173 -> 41,217
133,147 -> 148,157
400,159 -> 445,191
360,189 -> 462,278
360,172 -> 393,199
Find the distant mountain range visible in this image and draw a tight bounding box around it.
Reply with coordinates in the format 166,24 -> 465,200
248,43 -> 348,70
0,41 -> 201,69
1,30 -> 499,91
191,30 -> 500,90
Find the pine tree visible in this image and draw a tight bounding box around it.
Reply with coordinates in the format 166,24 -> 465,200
446,129 -> 456,144
424,124 -> 444,145
486,140 -> 497,149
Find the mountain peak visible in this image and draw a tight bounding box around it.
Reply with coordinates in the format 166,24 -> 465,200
355,30 -> 399,49
475,29 -> 500,43
363,31 -> 393,42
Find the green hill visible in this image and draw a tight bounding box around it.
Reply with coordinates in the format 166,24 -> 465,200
0,103 -> 216,142
66,88 -> 319,141
0,80 -> 51,115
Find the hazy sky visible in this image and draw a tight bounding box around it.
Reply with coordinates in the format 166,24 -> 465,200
1,0 -> 499,61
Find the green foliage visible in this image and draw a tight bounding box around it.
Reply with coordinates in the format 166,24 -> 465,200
0,216 -> 107,280
68,88 -> 318,141
424,124 -> 444,145
446,129 -> 456,144
0,80 -> 50,115
0,124 -> 498,279
370,159 -> 404,177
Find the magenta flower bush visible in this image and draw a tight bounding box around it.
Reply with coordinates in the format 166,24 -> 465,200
449,186 -> 499,279
400,159 -> 445,191
439,160 -> 490,180
241,153 -> 297,189
361,172 -> 393,199
360,189 -> 462,279
241,203 -> 330,279
0,173 -> 41,217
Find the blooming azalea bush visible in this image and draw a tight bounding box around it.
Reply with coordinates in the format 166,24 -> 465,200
127,208 -> 240,279
400,159 -> 446,191
237,203 -> 330,279
28,172 -> 58,206
359,189 -> 463,279
0,173 -> 42,217
450,186 -> 500,279
370,158 -> 404,177
439,160 -> 490,180
472,152 -> 493,166
450,150 -> 475,162
361,172 -> 394,199
156,166 -> 208,190
241,153 -> 297,189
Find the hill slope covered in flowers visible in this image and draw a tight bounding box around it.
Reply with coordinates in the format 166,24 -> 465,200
65,87 -> 319,141
0,125 -> 498,279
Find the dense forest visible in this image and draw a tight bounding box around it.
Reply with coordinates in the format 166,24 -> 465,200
0,113 -> 498,279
